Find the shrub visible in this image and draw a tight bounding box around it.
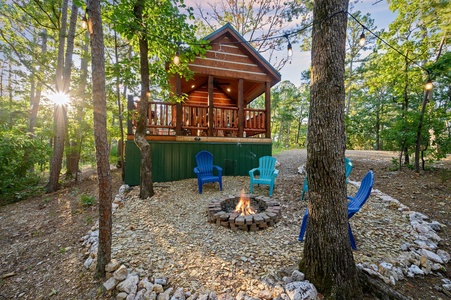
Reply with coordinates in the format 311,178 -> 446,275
80,194 -> 96,207
0,133 -> 50,205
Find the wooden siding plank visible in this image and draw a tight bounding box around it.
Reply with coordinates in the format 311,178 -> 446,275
192,57 -> 264,74
188,64 -> 268,82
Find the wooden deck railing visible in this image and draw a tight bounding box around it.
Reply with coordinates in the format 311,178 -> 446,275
134,101 -> 266,137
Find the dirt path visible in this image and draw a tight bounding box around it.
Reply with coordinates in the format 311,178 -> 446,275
0,151 -> 450,299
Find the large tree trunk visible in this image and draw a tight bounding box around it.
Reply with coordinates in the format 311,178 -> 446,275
299,1 -> 363,298
46,0 -> 69,193
88,0 -> 113,279
134,0 -> 154,199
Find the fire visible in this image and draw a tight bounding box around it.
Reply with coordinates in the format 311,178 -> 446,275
234,189 -> 256,216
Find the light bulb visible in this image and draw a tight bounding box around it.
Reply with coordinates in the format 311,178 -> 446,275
358,32 -> 366,47
173,51 -> 180,65
425,79 -> 433,90
287,41 -> 293,57
81,16 -> 88,30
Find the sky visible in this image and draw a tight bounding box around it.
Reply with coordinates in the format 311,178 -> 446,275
185,0 -> 398,86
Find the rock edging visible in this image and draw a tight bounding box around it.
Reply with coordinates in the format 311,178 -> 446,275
349,181 -> 450,293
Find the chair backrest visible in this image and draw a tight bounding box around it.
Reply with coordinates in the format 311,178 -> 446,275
195,150 -> 214,175
348,170 -> 374,212
258,156 -> 277,178
345,157 -> 353,178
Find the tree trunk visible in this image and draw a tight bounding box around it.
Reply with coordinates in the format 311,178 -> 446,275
134,0 -> 154,199
72,31 -> 90,181
414,90 -> 430,173
375,96 -> 381,150
345,59 -> 353,115
114,30 -> 125,175
402,56 -> 410,165
88,0 -> 113,279
29,31 -> 46,135
414,34 -> 445,172
299,1 -> 362,298
8,61 -> 13,128
47,0 -> 69,193
47,104 -> 67,192
63,1 -> 77,93
64,1 -> 79,178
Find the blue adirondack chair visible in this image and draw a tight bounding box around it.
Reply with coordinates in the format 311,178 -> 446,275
249,156 -> 279,197
300,157 -> 353,201
194,150 -> 223,194
298,170 -> 374,250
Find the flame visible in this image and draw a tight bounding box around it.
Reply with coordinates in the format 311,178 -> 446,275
234,189 -> 256,216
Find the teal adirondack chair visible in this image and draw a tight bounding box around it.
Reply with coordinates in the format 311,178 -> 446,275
300,157 -> 353,201
249,156 -> 279,197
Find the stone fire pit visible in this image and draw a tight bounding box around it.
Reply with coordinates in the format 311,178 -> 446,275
207,194 -> 281,231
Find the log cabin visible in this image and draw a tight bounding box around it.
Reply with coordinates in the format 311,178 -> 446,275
124,23 -> 281,185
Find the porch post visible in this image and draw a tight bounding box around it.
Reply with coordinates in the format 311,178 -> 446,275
208,75 -> 214,136
265,81 -> 271,138
127,94 -> 134,135
238,78 -> 244,137
175,74 -> 182,135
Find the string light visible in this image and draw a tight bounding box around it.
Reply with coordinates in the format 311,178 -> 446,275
425,78 -> 433,90
358,30 -> 366,47
285,34 -> 293,57
81,15 -> 88,30
173,51 -> 180,65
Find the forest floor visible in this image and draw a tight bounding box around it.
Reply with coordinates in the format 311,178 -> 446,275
0,149 -> 450,300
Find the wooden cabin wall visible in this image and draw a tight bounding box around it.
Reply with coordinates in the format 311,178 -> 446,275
186,86 -> 235,107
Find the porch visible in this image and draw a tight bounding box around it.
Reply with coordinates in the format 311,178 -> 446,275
127,98 -> 269,140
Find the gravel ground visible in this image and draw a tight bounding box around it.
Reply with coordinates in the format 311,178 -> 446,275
108,149 -> 419,298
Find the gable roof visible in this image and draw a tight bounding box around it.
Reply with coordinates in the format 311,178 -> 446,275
203,23 -> 282,83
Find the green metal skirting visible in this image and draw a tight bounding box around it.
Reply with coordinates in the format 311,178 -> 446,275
124,140 -> 272,185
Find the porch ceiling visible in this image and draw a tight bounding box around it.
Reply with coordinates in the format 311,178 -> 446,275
180,75 -> 265,106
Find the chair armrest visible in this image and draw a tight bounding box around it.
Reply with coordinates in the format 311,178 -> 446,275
348,207 -> 360,214
213,165 -> 223,176
273,169 -> 279,177
249,168 -> 259,176
194,167 -> 200,174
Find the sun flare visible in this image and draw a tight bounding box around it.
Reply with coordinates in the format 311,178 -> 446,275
48,92 -> 70,105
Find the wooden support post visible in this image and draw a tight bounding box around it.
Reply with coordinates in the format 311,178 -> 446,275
175,74 -> 182,135
265,82 -> 271,138
208,75 -> 214,136
127,94 -> 134,135
238,78 -> 244,137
